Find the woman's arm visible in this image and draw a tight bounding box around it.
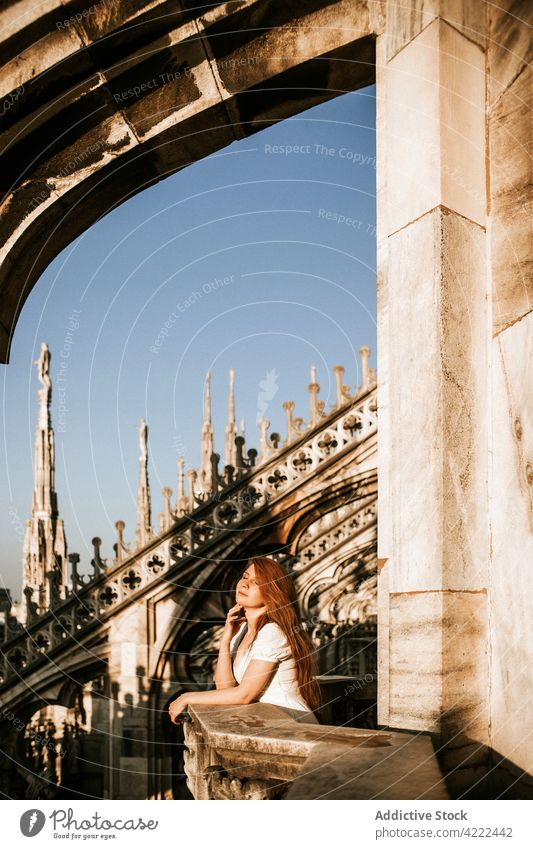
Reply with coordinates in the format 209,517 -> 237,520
214,639 -> 238,689
213,603 -> 245,689
169,659 -> 277,722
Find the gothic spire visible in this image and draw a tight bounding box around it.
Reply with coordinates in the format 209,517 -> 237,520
199,370 -> 214,493
224,368 -> 237,469
22,342 -> 68,617
32,341 -> 54,515
175,456 -> 188,516
359,345 -> 371,391
308,365 -> 326,427
135,418 -> 152,548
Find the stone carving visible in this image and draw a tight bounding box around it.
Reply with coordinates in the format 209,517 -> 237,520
182,715 -> 290,800
35,343 -> 51,391
205,767 -> 289,800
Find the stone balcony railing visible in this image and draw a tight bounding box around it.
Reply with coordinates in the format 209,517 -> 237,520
182,703 -> 450,800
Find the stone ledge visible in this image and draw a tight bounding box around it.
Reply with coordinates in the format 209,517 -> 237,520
183,703 -> 449,799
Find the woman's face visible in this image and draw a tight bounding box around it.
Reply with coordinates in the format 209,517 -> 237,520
236,563 -> 266,609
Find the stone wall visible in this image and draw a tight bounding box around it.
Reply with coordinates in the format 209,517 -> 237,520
487,0 -> 533,796
376,0 -> 532,798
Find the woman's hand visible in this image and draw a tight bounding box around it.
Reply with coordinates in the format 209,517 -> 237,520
221,603 -> 245,644
168,694 -> 190,725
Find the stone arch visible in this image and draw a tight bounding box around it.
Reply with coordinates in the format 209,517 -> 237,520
0,688 -> 104,800
0,0 -> 376,361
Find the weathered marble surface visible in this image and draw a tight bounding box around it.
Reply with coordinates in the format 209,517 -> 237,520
490,314 -> 533,776
388,590 -> 489,756
385,0 -> 485,60
488,0 -> 533,106
287,736 -> 449,800
490,64 -> 532,334
183,703 -> 449,800
385,18 -> 485,234
385,209 -> 488,593
376,4 -> 495,795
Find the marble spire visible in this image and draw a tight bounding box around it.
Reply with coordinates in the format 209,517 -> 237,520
199,370 -> 214,493
22,342 -> 68,617
308,365 -> 326,427
135,418 -> 152,548
224,368 -> 237,469
175,456 -> 188,516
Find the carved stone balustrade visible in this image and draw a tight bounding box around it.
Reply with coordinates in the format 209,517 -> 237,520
182,703 -> 449,800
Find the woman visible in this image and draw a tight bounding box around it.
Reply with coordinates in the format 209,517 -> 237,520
168,556 -> 322,724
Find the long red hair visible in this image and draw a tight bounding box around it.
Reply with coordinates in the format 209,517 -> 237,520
244,556 -> 322,717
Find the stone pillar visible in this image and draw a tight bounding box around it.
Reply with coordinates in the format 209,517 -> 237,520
376,2 -> 489,790
107,604 -> 150,799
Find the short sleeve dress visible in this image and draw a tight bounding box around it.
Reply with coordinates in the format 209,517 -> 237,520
230,621 -> 319,724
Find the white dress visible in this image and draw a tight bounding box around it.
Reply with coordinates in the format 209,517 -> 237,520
230,621 -> 319,724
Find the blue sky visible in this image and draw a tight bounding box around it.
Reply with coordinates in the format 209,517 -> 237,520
0,84 -> 376,601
